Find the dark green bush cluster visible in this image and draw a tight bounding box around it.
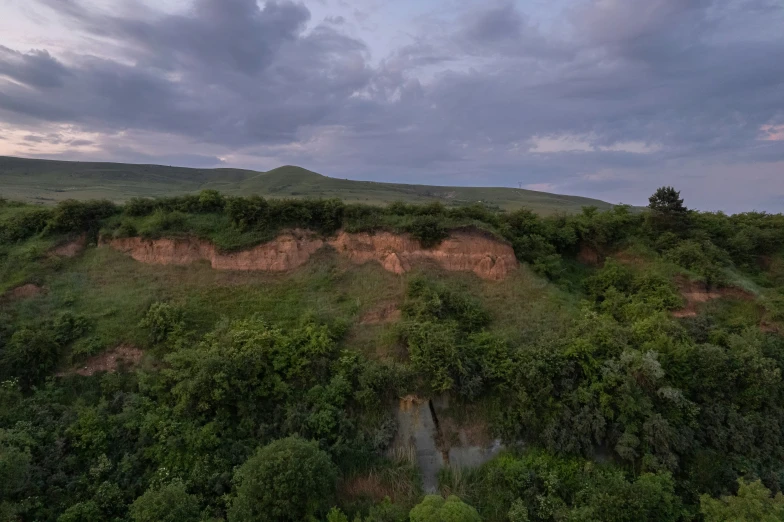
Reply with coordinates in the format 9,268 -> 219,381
0,314 -> 410,520
399,279 -> 511,398
0,312 -> 89,389
0,207 -> 52,242
0,199 -> 115,243
125,190 -> 225,216
47,199 -> 117,234
452,450 -> 682,522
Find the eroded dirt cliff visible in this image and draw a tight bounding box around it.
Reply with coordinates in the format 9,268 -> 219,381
103,229 -> 516,280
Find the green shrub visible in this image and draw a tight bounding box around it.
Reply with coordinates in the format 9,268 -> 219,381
700,478 -> 784,522
228,436 -> 337,522
2,328 -> 60,389
129,480 -> 201,522
409,495 -> 481,522
406,216 -> 448,248
124,198 -> 157,217
225,195 -> 269,230
584,259 -> 634,301
57,501 -> 103,522
197,190 -> 225,213
48,199 -> 117,233
137,210 -> 188,238
139,302 -> 185,345
0,207 -> 52,242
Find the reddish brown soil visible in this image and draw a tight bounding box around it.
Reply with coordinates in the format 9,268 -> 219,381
6,283 -> 45,299
672,277 -> 755,318
104,229 -> 517,280
338,472 -> 404,504
67,345 -> 144,377
577,244 -> 602,266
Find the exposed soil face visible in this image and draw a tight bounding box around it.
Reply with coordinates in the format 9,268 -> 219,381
6,283 -> 45,300
64,345 -> 144,377
103,229 -> 517,280
52,234 -> 87,258
673,277 -> 755,318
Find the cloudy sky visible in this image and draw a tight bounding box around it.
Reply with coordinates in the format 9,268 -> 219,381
1,0 -> 783,212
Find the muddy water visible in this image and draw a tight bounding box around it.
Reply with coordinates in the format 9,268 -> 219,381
392,396 -> 504,492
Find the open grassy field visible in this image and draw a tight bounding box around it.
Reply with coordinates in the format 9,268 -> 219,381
0,155 -> 614,214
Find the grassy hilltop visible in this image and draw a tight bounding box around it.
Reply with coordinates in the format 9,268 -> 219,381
0,155 -> 613,214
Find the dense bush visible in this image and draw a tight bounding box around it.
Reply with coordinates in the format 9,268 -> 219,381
129,480 -> 201,522
455,451 -> 682,522
228,436 -> 337,522
139,302 -> 185,345
0,207 -> 52,242
409,495 -> 481,522
47,199 -> 117,233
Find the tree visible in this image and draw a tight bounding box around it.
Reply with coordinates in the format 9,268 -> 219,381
409,495 -> 481,522
129,480 -> 201,522
648,187 -> 690,234
648,187 -> 687,214
700,479 -> 784,522
227,436 -> 337,522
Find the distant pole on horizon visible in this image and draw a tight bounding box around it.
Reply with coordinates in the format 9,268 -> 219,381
518,182 -> 523,189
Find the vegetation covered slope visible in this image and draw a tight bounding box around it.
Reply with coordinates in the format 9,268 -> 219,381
2,188 -> 784,521
0,156 -> 613,214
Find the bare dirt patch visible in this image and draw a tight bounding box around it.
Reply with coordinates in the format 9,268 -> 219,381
52,234 -> 87,258
6,283 -> 46,300
360,302 -> 402,325
577,244 -> 601,266
673,277 -> 755,318
338,472 -> 404,504
66,345 -> 143,377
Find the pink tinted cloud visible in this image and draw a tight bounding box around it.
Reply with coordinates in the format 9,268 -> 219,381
760,124 -> 784,141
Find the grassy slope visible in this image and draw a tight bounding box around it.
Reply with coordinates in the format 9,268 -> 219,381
0,156 -> 613,214
5,241 -> 573,368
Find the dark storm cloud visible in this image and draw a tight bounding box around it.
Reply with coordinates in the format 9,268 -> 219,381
1,0 -> 783,210
2,0 -> 370,145
464,1 -> 523,42
0,46 -> 69,88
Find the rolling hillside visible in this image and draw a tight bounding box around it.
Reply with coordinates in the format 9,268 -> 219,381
0,156 -> 613,214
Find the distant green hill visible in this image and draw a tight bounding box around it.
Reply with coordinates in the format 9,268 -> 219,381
0,156 -> 613,214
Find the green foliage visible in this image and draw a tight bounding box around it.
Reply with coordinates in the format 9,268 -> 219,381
0,312 -> 87,389
327,507 -> 351,522
0,206 -> 52,242
399,279 -> 508,397
139,302 -> 185,345
461,451 -> 682,522
649,187 -> 687,214
129,480 -> 201,522
406,215 -> 449,248
57,501 -> 103,522
700,478 -> 784,522
48,199 -> 117,234
228,436 -> 337,522
409,495 -> 481,522
225,195 -> 269,230
164,317 -> 338,422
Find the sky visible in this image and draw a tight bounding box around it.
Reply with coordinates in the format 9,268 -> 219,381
0,0 -> 783,212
